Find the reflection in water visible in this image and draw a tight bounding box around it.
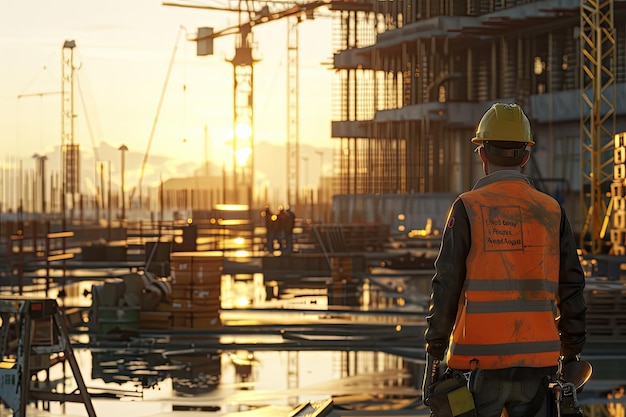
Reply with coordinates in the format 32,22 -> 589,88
37,347 -> 416,416
90,350 -> 224,397
170,352 -> 221,396
2,267 -> 425,415
229,351 -> 258,385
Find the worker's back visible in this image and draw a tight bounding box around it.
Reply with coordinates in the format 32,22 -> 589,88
450,175 -> 562,370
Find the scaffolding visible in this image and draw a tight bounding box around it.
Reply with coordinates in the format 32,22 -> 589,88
330,0 -> 626,237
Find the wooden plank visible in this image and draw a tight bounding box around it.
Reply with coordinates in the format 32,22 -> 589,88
47,253 -> 74,262
47,231 -> 74,239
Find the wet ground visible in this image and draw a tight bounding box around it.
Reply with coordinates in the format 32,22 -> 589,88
1,271 -> 431,417
4,261 -> 626,416
7,350 -> 424,416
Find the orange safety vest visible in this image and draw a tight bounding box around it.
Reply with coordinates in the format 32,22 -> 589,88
447,179 -> 562,370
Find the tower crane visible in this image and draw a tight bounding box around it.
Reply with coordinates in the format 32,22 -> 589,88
61,40 -> 80,225
165,0 -> 617,244
163,0 -> 358,207
579,0 -> 619,255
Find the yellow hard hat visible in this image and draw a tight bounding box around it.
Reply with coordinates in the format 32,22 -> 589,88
471,103 -> 535,146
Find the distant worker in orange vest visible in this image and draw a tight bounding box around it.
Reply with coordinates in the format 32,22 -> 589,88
422,103 -> 587,417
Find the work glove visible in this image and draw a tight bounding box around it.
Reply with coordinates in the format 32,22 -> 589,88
426,341 -> 447,362
422,353 -> 441,405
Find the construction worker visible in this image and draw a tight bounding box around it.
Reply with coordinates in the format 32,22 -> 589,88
261,205 -> 275,251
284,205 -> 296,253
422,103 -> 587,417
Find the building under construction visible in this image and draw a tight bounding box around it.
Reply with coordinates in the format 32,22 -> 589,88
330,0 -> 626,251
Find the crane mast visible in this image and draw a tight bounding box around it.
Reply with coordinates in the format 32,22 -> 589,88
61,40 -> 80,223
229,14 -> 256,206
580,0 -> 617,255
165,0 -> 331,207
287,17 -> 300,206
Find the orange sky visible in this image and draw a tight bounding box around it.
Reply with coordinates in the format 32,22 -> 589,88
0,0 -> 334,191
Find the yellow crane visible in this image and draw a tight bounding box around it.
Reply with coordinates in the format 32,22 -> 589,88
163,0 -> 359,207
579,0 -> 619,255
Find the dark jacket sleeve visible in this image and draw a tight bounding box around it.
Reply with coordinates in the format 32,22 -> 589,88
557,206 -> 587,357
424,198 -> 470,360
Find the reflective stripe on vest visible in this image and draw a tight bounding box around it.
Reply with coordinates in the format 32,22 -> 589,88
448,179 -> 562,370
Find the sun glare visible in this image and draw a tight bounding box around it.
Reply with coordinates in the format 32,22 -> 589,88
234,123 -> 252,140
235,147 -> 252,166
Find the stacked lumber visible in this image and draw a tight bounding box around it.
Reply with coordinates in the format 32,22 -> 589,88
169,251 -> 223,329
